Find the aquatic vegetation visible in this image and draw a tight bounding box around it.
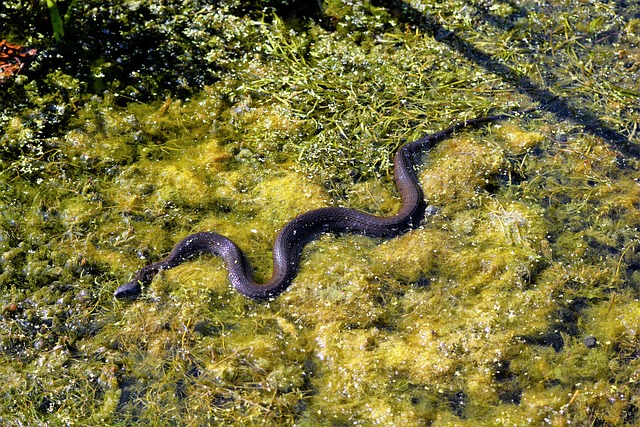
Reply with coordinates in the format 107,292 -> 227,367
0,0 -> 638,425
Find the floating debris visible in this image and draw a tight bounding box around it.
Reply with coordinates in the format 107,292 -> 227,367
0,40 -> 37,84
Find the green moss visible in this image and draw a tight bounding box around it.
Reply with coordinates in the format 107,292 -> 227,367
1,0 -> 639,425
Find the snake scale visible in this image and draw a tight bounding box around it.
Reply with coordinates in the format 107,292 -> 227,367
114,108 -> 536,300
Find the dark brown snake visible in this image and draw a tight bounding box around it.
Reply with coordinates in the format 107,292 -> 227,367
114,108 -> 537,300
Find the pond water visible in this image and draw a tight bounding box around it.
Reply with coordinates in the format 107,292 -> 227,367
0,1 -> 638,425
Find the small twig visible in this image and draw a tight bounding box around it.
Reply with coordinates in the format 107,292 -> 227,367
605,292 -> 617,317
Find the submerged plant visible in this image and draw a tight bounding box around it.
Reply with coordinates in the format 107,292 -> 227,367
45,0 -> 79,41
0,0 -> 638,425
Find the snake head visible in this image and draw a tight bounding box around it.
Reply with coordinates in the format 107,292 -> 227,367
113,280 -> 142,299
114,264 -> 160,299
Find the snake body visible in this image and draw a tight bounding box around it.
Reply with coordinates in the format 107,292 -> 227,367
114,111 -> 529,300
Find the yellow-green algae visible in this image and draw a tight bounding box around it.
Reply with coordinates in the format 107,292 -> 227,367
1,0 -> 639,426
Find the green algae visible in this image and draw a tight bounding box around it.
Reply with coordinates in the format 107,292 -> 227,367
1,0 -> 640,426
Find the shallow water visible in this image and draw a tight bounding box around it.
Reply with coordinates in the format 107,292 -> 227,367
0,1 -> 639,425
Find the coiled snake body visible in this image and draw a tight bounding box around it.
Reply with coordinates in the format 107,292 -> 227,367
114,111 -> 532,300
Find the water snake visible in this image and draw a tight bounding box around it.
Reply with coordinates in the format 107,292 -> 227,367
114,108 -> 536,300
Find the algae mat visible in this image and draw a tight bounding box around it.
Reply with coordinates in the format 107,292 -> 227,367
0,1 -> 639,425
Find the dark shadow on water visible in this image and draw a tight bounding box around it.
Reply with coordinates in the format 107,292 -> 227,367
370,0 -> 640,158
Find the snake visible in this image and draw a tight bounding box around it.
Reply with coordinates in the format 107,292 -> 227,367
114,108 -> 536,300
